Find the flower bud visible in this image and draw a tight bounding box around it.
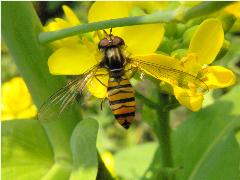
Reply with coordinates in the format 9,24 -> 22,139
183,25 -> 199,45
171,49 -> 187,59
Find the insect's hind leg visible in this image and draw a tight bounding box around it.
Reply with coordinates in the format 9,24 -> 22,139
94,74 -> 108,87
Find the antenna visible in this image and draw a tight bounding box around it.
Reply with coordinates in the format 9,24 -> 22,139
110,28 -> 112,35
103,29 -> 108,36
103,28 -> 113,39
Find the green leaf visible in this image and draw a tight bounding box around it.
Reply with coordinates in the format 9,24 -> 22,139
173,85 -> 240,180
70,118 -> 99,180
2,2 -> 80,170
2,2 -> 65,107
114,142 -> 158,180
189,130 -> 239,180
41,163 -> 73,180
2,119 -> 54,180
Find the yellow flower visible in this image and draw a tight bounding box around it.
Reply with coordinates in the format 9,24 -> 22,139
44,4 -> 235,112
1,77 -> 37,120
45,3 -> 164,98
44,5 -> 81,49
101,151 -> 116,177
172,18 -> 236,111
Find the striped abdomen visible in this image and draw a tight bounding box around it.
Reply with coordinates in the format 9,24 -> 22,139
108,77 -> 136,129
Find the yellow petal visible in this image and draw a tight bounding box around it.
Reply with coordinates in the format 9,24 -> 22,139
134,2 -> 174,12
189,18 -> 224,65
87,69 -> 108,98
48,44 -> 98,75
44,18 -> 70,32
88,2 -> 133,22
93,24 -> 164,55
101,151 -> 116,177
120,24 -> 164,55
88,2 -> 133,42
43,7 -> 80,49
63,5 -> 80,25
201,66 -> 236,89
1,77 -> 37,120
173,86 -> 204,112
44,19 -> 79,49
2,77 -> 32,112
88,2 -> 164,55
17,105 -> 37,119
224,2 -> 240,18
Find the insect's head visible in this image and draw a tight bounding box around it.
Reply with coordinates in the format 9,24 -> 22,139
98,29 -> 125,50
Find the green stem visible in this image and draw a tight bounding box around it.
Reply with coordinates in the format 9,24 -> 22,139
136,84 -> 174,179
184,1 -> 233,21
38,1 -> 232,44
156,93 -> 174,179
135,80 -> 173,168
39,10 -> 177,44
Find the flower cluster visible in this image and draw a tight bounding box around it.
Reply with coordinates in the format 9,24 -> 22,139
44,2 -> 236,111
1,77 -> 37,120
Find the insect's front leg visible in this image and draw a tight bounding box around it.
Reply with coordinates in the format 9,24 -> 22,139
100,97 -> 107,110
124,66 -> 138,79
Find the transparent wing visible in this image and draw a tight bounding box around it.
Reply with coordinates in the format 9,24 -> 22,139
38,65 -> 99,122
129,58 -> 209,94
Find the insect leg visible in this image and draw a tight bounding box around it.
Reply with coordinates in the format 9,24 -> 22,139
100,98 -> 107,110
94,74 -> 108,87
94,73 -> 109,110
124,66 -> 138,79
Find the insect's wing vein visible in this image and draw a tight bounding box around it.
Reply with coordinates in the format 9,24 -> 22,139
129,58 -> 209,94
38,65 -> 99,122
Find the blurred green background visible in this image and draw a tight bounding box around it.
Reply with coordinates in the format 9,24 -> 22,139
2,2 -> 240,180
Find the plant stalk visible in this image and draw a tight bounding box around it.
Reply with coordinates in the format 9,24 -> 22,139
38,2 -> 232,44
157,111 -> 172,167
156,93 -> 174,180
39,10 -> 177,44
184,1 -> 233,21
137,89 -> 174,179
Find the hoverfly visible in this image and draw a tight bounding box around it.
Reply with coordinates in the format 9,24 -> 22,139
39,29 -> 208,129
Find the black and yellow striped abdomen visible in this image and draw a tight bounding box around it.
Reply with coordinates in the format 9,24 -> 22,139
107,77 -> 136,129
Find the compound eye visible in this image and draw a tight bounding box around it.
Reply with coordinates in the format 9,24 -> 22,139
112,36 -> 125,46
98,38 -> 110,49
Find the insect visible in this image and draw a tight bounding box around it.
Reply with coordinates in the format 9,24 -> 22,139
39,29 -> 208,129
